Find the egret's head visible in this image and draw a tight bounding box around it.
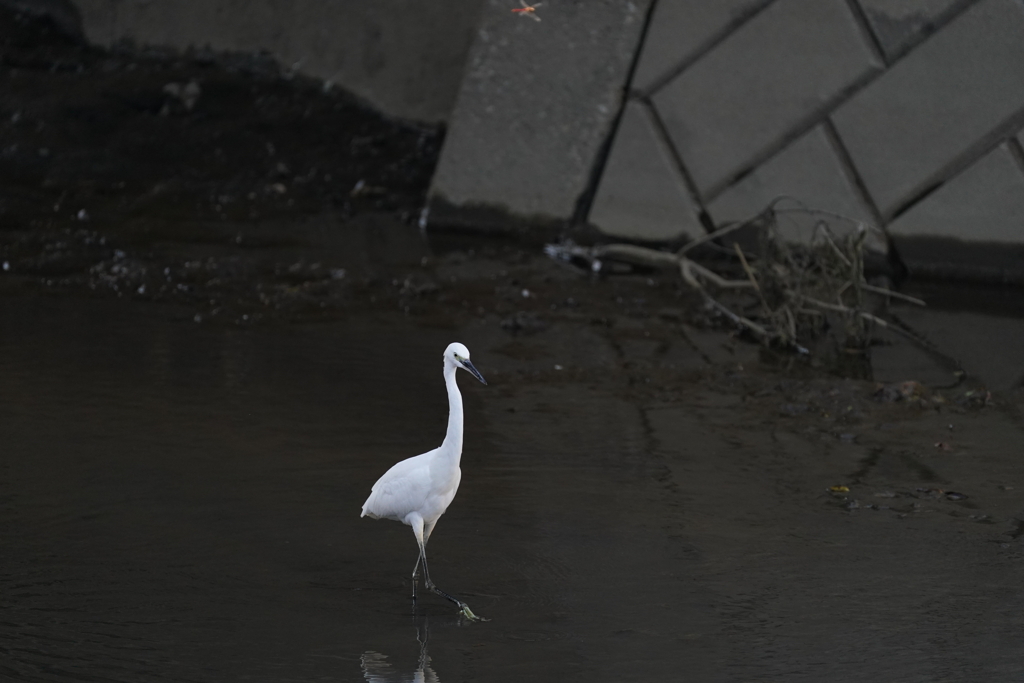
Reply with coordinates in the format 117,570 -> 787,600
444,342 -> 487,385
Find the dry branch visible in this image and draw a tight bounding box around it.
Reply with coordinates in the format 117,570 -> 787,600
546,201 -> 924,354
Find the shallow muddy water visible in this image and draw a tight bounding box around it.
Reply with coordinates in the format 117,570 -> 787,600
3,294 -> 1024,682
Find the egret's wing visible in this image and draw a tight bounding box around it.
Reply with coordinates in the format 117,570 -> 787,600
361,458 -> 431,521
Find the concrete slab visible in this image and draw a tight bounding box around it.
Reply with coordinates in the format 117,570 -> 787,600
428,0 -> 650,229
857,0 -> 970,60
707,125 -> 877,244
887,143 -> 1024,280
631,0 -> 770,93
652,0 -> 881,199
833,0 -> 1024,217
889,143 -> 1024,243
588,102 -> 704,242
69,0 -> 484,122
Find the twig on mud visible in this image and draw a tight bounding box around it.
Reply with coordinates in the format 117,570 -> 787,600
677,212 -> 763,256
595,244 -> 679,269
701,293 -> 772,340
859,283 -> 926,306
734,243 -> 770,316
680,257 -> 755,290
790,293 -> 924,343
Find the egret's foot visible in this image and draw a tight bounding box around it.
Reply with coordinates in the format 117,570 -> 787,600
458,603 -> 488,622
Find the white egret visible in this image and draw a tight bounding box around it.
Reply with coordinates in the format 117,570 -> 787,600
361,342 -> 487,621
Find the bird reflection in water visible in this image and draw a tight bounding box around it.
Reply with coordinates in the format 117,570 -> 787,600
361,619 -> 440,683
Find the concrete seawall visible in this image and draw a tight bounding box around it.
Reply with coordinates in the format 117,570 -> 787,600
596,0 -> 1024,282
14,0 -> 1024,281
436,0 -> 1024,282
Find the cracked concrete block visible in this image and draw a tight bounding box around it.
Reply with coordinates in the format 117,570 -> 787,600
887,143 -> 1024,279
588,102 -> 704,242
428,0 -> 650,228
833,0 -> 1024,218
652,0 -> 880,199
707,125 -> 877,245
631,0 -> 770,93
857,0 -> 969,60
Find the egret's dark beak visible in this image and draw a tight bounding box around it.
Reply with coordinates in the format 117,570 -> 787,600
462,360 -> 487,385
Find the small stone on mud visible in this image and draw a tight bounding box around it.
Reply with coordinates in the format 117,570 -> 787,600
779,403 -> 809,416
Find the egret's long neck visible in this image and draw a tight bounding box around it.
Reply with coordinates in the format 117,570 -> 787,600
441,363 -> 464,461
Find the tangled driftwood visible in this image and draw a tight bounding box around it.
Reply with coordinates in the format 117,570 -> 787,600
547,201 -> 924,354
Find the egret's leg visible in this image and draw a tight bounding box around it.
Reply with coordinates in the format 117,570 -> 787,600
409,515 -> 486,621
411,555 -> 421,601
411,519 -> 435,601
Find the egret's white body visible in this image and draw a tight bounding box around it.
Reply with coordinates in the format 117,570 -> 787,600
361,342 -> 487,620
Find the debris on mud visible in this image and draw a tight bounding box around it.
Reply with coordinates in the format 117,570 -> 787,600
873,380 -> 926,402
547,201 -> 922,357
955,388 -> 993,409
